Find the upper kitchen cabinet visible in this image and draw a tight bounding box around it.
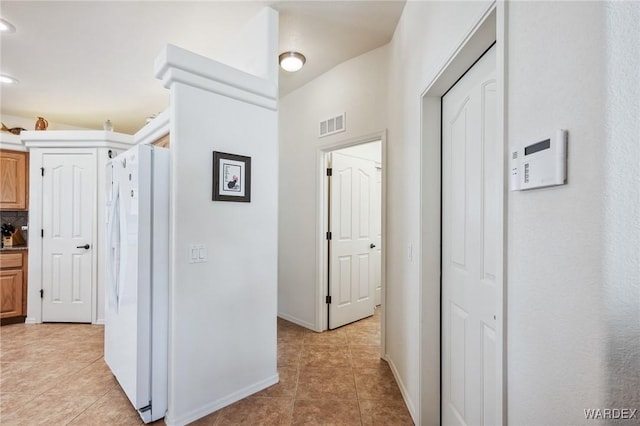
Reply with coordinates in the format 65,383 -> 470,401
0,150 -> 28,210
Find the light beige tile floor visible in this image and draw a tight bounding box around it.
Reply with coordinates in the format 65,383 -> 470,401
0,309 -> 413,425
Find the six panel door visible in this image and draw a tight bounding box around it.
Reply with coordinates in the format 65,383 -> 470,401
41,153 -> 95,323
329,152 -> 377,329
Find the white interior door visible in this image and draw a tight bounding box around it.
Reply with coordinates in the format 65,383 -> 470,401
329,151 -> 376,329
42,153 -> 95,323
442,45 -> 498,426
373,165 -> 382,306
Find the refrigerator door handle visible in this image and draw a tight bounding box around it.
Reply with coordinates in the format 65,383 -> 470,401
108,186 -> 122,311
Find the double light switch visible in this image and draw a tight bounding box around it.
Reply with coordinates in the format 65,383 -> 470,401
189,244 -> 207,263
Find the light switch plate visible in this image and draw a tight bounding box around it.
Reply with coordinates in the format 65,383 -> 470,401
189,244 -> 207,263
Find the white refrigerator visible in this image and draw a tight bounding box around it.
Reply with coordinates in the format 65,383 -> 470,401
105,144 -> 169,423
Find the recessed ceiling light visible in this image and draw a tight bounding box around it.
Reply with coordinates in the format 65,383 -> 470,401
0,75 -> 18,85
0,19 -> 16,33
279,51 -> 306,72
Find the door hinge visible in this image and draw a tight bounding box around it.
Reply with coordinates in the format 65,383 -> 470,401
326,231 -> 332,240
41,167 -> 44,176
326,168 -> 332,176
325,295 -> 332,304
40,289 -> 43,299
41,229 -> 44,238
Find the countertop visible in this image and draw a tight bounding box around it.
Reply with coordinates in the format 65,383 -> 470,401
0,245 -> 28,252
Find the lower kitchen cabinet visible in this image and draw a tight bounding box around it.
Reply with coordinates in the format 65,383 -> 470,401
0,250 -> 27,320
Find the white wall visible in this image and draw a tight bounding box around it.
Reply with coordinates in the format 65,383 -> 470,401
385,0 -> 639,424
386,1 -> 493,420
278,45 -> 388,330
602,1 -> 640,411
155,9 -> 279,425
1,113 -> 90,131
218,8 -> 279,84
507,1 -> 640,423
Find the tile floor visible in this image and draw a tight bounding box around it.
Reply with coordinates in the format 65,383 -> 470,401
0,309 -> 413,425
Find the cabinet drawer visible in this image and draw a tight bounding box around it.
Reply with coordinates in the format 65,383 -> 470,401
0,252 -> 23,269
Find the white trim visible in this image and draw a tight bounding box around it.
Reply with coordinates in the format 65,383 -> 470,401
387,355 -> 418,424
163,373 -> 279,426
315,130 -> 388,358
0,133 -> 27,151
277,311 -> 317,331
154,44 -> 277,111
496,2 -> 508,422
22,130 -> 135,149
418,3 -> 505,425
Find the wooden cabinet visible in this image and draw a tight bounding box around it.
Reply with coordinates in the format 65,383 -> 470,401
0,150 -> 29,210
0,251 -> 27,319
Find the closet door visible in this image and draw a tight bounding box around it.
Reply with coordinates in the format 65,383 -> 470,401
41,152 -> 95,323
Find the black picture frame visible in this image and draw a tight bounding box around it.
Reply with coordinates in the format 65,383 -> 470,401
212,151 -> 251,202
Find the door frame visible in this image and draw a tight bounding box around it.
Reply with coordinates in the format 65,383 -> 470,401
316,131 -> 387,354
418,3 -> 507,424
26,147 -> 98,324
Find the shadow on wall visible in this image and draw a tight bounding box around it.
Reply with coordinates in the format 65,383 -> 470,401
603,1 -> 640,417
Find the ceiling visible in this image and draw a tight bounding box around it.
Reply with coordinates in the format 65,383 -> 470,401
0,1 -> 405,135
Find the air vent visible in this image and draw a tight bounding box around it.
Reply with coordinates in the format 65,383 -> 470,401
319,113 -> 346,138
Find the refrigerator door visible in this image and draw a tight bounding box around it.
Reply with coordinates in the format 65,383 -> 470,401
148,145 -> 169,423
105,145 -> 152,412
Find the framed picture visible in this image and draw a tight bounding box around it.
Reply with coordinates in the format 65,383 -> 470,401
212,151 -> 251,202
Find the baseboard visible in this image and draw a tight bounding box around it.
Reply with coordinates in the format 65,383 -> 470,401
164,373 -> 279,426
277,311 -> 317,331
25,317 -> 38,324
386,354 -> 418,425
94,319 -> 105,325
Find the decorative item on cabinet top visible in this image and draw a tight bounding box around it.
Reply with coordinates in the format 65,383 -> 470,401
35,116 -> 48,130
1,123 -> 26,135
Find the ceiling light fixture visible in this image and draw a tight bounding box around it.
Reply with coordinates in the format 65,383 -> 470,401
0,19 -> 16,33
0,75 -> 18,85
279,51 -> 306,72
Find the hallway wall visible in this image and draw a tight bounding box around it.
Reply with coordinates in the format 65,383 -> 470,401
278,1 -> 639,423
278,45 -> 388,330
386,1 -> 494,420
506,1 -> 640,423
387,0 -> 639,424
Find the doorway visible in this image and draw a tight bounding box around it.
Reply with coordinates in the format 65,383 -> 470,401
317,133 -> 386,355
419,5 -> 505,425
41,152 -> 96,323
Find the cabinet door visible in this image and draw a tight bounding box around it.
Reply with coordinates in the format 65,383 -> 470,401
0,150 -> 28,210
0,269 -> 24,318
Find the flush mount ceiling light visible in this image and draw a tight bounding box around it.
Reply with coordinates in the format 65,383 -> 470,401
0,75 -> 18,85
0,19 -> 16,33
279,51 -> 306,72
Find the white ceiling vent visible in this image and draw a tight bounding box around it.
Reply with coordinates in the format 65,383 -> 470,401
319,112 -> 346,138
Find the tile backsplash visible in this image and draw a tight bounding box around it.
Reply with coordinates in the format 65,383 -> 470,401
0,210 -> 28,242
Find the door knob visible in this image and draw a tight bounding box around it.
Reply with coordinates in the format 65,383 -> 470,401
370,243 -> 376,249
76,244 -> 90,250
